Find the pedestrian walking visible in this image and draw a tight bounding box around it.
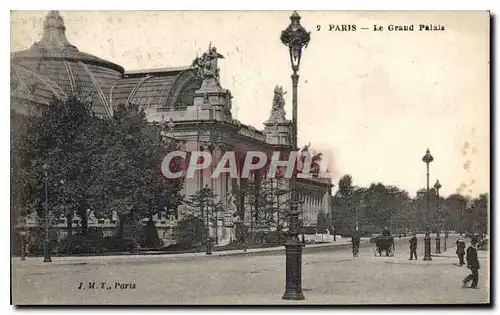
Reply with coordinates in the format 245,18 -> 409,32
409,233 -> 418,260
456,235 -> 466,266
462,237 -> 480,289
352,229 -> 361,257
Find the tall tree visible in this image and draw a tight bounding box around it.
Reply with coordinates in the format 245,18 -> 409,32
316,210 -> 329,234
185,185 -> 218,230
15,95 -> 103,236
96,103 -> 184,238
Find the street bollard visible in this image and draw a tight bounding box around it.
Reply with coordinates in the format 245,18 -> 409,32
423,232 -> 432,261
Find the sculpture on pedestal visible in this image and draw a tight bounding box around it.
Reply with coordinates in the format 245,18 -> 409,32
221,193 -> 239,245
191,43 -> 225,89
270,85 -> 287,122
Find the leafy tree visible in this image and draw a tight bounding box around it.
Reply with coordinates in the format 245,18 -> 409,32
15,95 -> 103,236
444,194 -> 467,233
267,178 -> 288,231
95,103 -> 183,238
316,210 -> 329,234
174,215 -> 208,249
465,194 -> 488,234
332,174 -> 356,235
337,175 -> 354,198
185,185 -> 217,223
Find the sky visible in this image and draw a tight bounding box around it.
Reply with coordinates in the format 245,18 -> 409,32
10,10 -> 490,198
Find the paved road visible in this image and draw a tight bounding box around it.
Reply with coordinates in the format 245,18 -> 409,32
12,235 -> 489,305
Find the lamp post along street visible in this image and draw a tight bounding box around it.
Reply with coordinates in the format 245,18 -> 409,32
20,217 -> 26,261
300,200 -> 305,246
280,11 -> 310,301
19,206 -> 27,261
444,214 -> 448,252
422,149 -> 433,261
42,163 -> 52,263
434,179 -> 441,254
203,185 -> 212,256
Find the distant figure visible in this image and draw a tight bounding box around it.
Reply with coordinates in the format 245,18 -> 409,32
463,237 -> 480,289
382,227 -> 391,236
409,233 -> 418,260
456,235 -> 466,266
352,230 -> 361,257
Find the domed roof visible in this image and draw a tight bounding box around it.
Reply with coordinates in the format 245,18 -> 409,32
11,11 -> 124,117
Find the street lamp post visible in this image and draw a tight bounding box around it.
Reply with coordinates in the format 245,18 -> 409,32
357,199 -> 365,232
42,163 -> 52,263
434,179 -> 442,254
422,149 -> 433,261
300,199 -> 305,246
20,217 -> 26,261
280,11 -> 310,301
203,185 -> 212,256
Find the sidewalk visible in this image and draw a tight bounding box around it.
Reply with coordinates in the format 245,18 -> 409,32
432,245 -> 490,261
13,237 -> 373,266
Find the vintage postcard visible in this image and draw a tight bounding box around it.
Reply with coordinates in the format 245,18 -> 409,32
10,10 -> 490,305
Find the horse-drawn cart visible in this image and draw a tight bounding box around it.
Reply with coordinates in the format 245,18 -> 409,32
371,235 -> 395,257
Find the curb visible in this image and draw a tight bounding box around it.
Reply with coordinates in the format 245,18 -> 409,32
217,240 -> 372,257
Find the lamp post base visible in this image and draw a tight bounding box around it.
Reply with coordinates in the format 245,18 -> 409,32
20,237 -> 26,261
206,239 -> 212,255
43,241 -> 52,263
444,237 -> 447,252
423,233 -> 432,261
282,236 -> 305,301
282,289 -> 305,301
435,234 -> 441,254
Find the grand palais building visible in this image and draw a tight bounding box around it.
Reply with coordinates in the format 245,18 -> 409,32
11,11 -> 333,246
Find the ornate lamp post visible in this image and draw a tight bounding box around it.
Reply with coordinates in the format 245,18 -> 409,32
280,11 -> 310,301
434,179 -> 442,254
422,149 -> 433,261
42,163 -> 52,263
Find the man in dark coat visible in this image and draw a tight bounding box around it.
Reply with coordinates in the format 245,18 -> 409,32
352,230 -> 361,257
409,233 -> 418,260
456,235 -> 466,266
463,238 -> 480,288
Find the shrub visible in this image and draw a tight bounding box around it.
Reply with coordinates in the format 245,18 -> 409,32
58,230 -> 104,255
102,236 -> 138,252
264,230 -> 286,245
235,223 -> 248,244
173,215 -> 207,250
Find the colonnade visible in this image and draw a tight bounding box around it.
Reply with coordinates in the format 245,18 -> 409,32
299,193 -> 325,226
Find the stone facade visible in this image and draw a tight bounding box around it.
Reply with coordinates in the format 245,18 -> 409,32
11,11 -> 333,246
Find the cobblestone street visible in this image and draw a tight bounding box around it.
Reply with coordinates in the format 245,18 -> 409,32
12,236 -> 489,305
